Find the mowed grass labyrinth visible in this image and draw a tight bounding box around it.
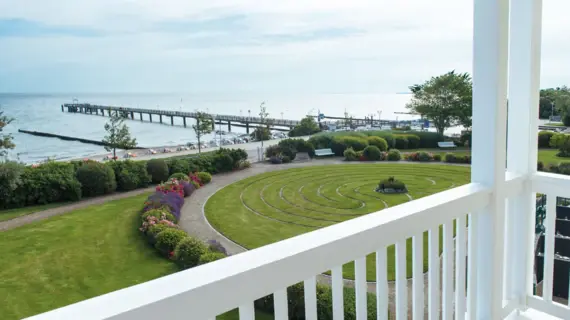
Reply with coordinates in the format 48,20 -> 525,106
205,164 -> 470,281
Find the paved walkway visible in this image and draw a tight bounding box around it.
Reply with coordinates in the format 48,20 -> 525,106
0,187 -> 155,231
178,159 -> 468,319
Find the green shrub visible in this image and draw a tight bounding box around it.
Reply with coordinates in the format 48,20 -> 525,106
307,134 -> 334,149
538,161 -> 544,171
174,237 -> 207,269
75,162 -> 116,197
155,228 -> 189,256
367,136 -> 388,151
538,131 -> 555,148
394,136 -> 409,149
406,135 -> 420,149
146,224 -> 171,245
11,162 -> 82,207
408,131 -> 444,148
213,153 -> 234,173
559,163 -> 570,175
106,160 -> 150,191
278,139 -> 316,159
255,283 -> 378,320
282,155 -> 291,163
445,153 -> 456,163
167,158 -> 190,176
196,172 -> 212,184
141,208 -> 176,223
378,177 -> 406,190
265,145 -> 281,158
343,147 -> 358,161
548,163 -> 560,173
331,136 -> 368,156
387,149 -> 401,161
363,145 -> 382,161
147,159 -> 170,183
198,251 -> 227,265
365,131 -> 395,148
169,173 -> 189,181
433,154 -> 442,162
0,161 -> 25,208
417,151 -> 432,162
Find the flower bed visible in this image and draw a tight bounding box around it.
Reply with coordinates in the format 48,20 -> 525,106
139,171 -> 229,269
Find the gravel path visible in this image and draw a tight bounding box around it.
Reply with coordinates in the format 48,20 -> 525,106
0,187 -> 155,231
178,159 -> 468,319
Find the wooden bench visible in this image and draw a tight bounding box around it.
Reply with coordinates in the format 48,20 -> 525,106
314,148 -> 335,157
437,141 -> 456,148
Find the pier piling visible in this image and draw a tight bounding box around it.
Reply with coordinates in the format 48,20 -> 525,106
170,116 -> 174,126
159,115 -> 162,123
183,117 -> 187,127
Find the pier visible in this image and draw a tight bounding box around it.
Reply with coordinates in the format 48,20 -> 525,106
62,103 -> 300,133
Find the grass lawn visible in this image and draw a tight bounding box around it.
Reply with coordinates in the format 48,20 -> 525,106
0,203 -> 70,222
537,148 -> 570,165
205,164 -> 470,281
0,193 -> 180,320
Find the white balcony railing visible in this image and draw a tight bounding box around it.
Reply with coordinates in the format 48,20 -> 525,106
20,0 -> 570,319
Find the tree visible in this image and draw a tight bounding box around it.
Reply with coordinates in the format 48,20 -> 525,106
102,112 -> 137,159
406,70 -> 472,134
256,101 -> 271,147
289,116 -> 321,137
540,87 -> 570,121
0,109 -> 15,157
192,111 -> 213,153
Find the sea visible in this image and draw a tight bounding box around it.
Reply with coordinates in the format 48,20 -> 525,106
0,92 -> 435,164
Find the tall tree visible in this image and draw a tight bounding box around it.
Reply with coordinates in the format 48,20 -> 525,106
406,71 -> 473,134
257,101 -> 271,147
192,111 -> 213,153
102,112 -> 137,159
0,110 -> 15,157
540,86 -> 570,123
289,116 -> 321,137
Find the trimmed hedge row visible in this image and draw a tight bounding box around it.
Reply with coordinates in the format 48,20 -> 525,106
0,148 -> 249,209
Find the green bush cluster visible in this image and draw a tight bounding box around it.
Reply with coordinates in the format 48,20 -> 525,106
366,136 -> 388,151
173,237 -> 207,269
76,162 -> 117,197
538,131 -> 555,148
147,159 -> 170,183
363,145 -> 382,161
169,173 -> 189,181
343,147 -> 358,161
255,282 -> 379,320
394,136 -> 408,149
196,172 -> 212,184
444,153 -> 471,164
387,149 -> 402,161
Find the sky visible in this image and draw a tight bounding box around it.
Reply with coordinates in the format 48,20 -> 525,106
0,0 -> 568,94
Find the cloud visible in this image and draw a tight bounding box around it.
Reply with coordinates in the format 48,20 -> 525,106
0,0 -> 568,94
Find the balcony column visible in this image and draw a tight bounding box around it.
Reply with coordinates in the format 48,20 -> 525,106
471,0 -> 510,318
505,0 -> 543,308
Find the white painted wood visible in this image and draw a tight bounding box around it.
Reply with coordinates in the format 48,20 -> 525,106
355,257 -> 367,320
332,266 -> 344,320
395,240 -> 407,320
273,289 -> 288,320
532,172 -> 570,197
455,215 -> 467,319
428,228 -> 440,320
542,194 -> 556,302
527,295 -> 570,320
506,0 -> 543,306
412,233 -> 424,319
472,0 -> 510,318
442,222 -> 453,320
467,213 -> 478,320
376,249 -> 388,320
23,183 -> 491,320
238,303 -> 255,320
304,277 -> 318,320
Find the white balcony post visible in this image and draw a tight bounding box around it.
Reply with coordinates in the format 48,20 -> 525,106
471,0 -> 510,318
506,0 -> 543,308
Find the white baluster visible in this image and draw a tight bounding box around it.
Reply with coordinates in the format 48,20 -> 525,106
543,194 -> 556,301
456,215 -> 467,319
332,266 -> 344,320
428,228 -> 440,320
304,276 -> 318,320
274,289 -> 288,320
443,221 -> 453,320
238,303 -> 255,320
395,240 -> 407,320
467,213 -> 478,320
355,257 -> 367,320
376,249 -> 388,320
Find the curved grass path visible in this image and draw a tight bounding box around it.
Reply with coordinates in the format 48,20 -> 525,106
204,163 -> 470,281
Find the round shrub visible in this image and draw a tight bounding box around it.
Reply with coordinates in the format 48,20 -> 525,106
343,147 -> 358,161
433,154 -> 442,162
174,237 -> 207,269
141,208 -> 176,223
213,153 -> 234,173
169,173 -> 189,181
444,153 -> 456,163
198,251 -> 227,265
394,136 -> 409,149
147,159 -> 169,183
146,224 -> 170,245
107,160 -> 150,191
167,159 -> 190,176
117,169 -> 140,191
406,135 -> 420,149
155,228 -> 189,256
363,146 -> 382,161
538,131 -> 555,148
308,134 -> 334,149
76,162 -> 117,197
282,156 -> 291,163
265,145 -> 282,158
417,151 -> 432,162
367,136 -> 388,151
387,149 -> 401,161
196,172 -> 212,184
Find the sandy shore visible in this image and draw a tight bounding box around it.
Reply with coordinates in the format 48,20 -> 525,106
71,135 -> 311,163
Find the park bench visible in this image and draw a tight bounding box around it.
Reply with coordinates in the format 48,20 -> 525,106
437,141 -> 457,149
294,152 -> 311,162
314,148 -> 335,157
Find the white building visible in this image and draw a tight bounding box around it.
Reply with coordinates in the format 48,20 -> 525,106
24,0 -> 570,319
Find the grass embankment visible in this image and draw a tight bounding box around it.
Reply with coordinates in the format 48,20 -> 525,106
206,164 -> 470,281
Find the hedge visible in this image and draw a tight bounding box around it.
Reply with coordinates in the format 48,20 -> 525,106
367,136 -> 388,151
76,162 -> 117,197
538,131 -> 555,148
394,136 -> 408,149
363,145 -> 382,161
